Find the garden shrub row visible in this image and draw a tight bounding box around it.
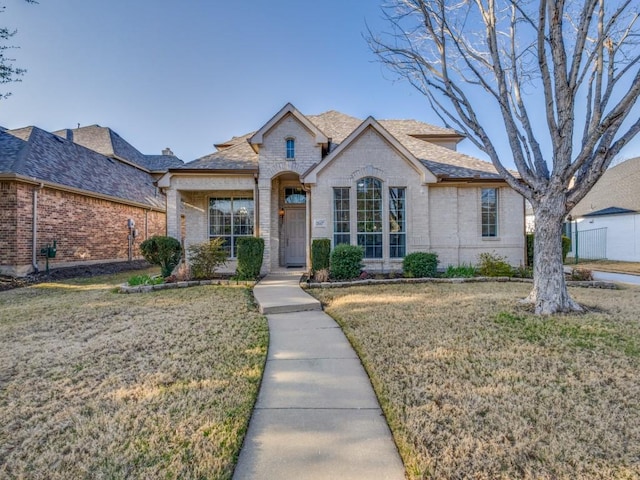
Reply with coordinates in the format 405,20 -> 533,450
138,235 -> 265,281
310,238 -> 539,281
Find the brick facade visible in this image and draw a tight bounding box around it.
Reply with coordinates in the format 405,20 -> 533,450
0,181 -> 166,276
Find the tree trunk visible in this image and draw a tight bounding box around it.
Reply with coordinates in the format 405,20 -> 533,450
528,193 -> 583,315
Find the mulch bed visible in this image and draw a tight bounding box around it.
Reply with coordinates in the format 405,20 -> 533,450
0,260 -> 153,292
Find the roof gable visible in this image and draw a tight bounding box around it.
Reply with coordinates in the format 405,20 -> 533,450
302,117 -> 438,184
249,103 -> 328,154
572,156 -> 640,217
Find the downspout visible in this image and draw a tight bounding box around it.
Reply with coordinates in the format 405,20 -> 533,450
32,183 -> 43,273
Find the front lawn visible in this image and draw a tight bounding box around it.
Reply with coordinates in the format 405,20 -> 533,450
312,283 -> 640,479
0,270 -> 268,480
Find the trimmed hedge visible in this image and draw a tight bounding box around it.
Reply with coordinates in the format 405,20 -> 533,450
236,237 -> 264,280
311,238 -> 331,273
403,252 -> 438,278
139,235 -> 182,277
330,244 -> 363,280
526,233 -> 572,266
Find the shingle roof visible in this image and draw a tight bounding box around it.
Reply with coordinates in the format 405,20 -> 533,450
179,108 -> 501,180
379,121 -> 501,179
0,127 -> 164,209
53,125 -> 183,172
306,111 -> 362,144
182,134 -> 258,170
572,157 -> 640,217
144,154 -> 185,171
583,206 -> 637,217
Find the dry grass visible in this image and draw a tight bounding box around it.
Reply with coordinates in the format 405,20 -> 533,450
312,283 -> 640,479
0,269 -> 268,480
567,259 -> 640,275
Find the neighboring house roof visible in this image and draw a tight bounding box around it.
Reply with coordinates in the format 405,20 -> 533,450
583,206 -> 637,217
571,156 -> 640,217
178,106 -> 502,180
53,125 -> 183,172
0,126 -> 164,209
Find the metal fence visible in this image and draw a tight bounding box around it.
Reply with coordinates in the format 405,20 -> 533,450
569,227 -> 607,261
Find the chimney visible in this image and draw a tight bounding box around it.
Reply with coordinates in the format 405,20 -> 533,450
162,147 -> 174,156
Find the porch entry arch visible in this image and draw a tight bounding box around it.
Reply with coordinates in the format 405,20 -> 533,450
273,173 -> 308,268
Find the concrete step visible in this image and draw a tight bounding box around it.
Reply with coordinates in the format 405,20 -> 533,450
253,274 -> 322,315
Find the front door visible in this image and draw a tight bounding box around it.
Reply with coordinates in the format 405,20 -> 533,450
284,208 -> 305,266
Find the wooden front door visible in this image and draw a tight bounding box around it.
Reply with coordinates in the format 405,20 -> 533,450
284,208 -> 306,266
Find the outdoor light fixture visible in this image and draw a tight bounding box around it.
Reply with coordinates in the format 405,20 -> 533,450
279,207 -> 285,218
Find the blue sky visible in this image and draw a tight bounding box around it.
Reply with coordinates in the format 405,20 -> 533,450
1,1 -> 638,165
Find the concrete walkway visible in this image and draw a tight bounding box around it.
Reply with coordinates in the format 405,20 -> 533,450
233,271 -> 405,480
591,270 -> 640,286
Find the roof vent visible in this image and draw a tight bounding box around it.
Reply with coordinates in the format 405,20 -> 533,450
162,147 -> 174,156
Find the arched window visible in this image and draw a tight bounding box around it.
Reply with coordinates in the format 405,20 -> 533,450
356,177 -> 383,258
286,138 -> 295,159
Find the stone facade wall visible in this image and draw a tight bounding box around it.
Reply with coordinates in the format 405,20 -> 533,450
259,114 -> 322,175
310,127 -> 525,271
258,114 -> 322,270
0,181 -> 166,276
430,185 -> 525,267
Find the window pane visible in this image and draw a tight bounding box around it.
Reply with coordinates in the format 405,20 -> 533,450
333,187 -> 350,246
210,196 -> 254,257
389,187 -> 406,257
286,138 -> 295,159
285,187 -> 306,204
357,178 -> 382,258
481,188 -> 498,237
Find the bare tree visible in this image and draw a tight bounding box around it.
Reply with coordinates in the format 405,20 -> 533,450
369,0 -> 640,314
1,0 -> 37,99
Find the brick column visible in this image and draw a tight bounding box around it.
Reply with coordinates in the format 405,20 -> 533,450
165,188 -> 182,241
258,183 -> 271,273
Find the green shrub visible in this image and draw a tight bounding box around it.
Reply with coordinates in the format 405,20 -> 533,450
236,237 -> 264,280
526,233 -> 534,266
311,238 -> 331,273
443,263 -> 477,278
139,236 -> 182,277
330,244 -> 363,280
562,235 -> 572,262
188,238 -> 228,279
512,265 -> 533,278
127,274 -> 164,286
526,233 -> 572,266
403,252 -> 438,278
478,252 -> 513,277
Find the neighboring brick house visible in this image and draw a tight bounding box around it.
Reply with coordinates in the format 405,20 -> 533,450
0,125 -> 183,276
158,103 -> 525,273
568,156 -> 640,262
